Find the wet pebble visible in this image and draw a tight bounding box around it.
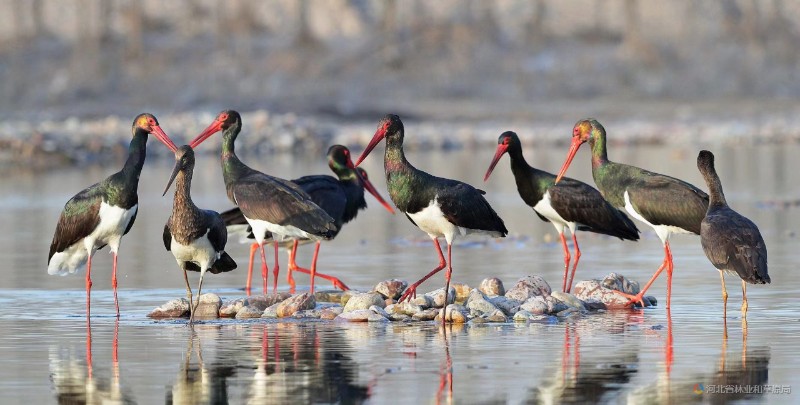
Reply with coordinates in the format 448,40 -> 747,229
573,273 -> 653,309
340,290 -> 365,306
373,279 -> 408,300
410,295 -> 434,308
236,306 -> 264,319
436,304 -> 469,324
520,296 -> 548,315
219,298 -> 247,318
319,306 -> 343,320
488,296 -> 522,316
148,298 -> 189,318
261,304 -> 278,318
424,287 -> 456,308
335,309 -> 388,322
343,292 -> 386,312
315,290 -> 346,303
513,310 -> 554,323
369,305 -> 390,319
550,291 -> 586,310
388,313 -> 411,322
479,277 -> 505,296
386,302 -> 423,316
192,293 -> 222,319
464,289 -> 500,316
411,308 -> 439,321
505,275 -> 551,301
276,292 -> 316,317
452,283 -> 471,304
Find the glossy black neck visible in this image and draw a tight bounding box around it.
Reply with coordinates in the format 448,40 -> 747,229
121,131 -> 148,178
221,123 -> 251,186
588,133 -> 609,169
699,162 -> 727,207
384,132 -> 413,173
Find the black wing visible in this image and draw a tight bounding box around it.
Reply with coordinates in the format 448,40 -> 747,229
48,184 -> 103,261
436,179 -> 508,235
230,173 -> 338,239
628,174 -> 709,234
701,207 -> 769,284
208,252 -> 237,274
293,175 -> 348,227
220,207 -> 248,226
162,221 -> 172,251
204,210 -> 228,253
548,178 -> 639,240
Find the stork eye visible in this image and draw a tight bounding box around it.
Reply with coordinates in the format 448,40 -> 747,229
219,113 -> 229,122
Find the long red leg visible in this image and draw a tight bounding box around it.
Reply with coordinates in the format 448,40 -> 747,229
287,241 -> 299,294
246,243 -> 258,295
309,241 -> 321,294
289,241 -> 349,291
86,316 -> 93,379
112,318 -> 120,381
259,244 -> 269,296
616,242 -> 671,307
112,252 -> 120,317
398,238 -> 447,302
559,232 -> 571,293
441,243 -> 453,327
86,252 -> 93,318
272,242 -> 280,294
566,233 -> 581,293
665,308 -> 673,375
665,242 -> 674,309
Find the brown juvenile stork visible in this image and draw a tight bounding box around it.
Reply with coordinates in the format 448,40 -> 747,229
163,145 -> 237,323
697,150 -> 769,318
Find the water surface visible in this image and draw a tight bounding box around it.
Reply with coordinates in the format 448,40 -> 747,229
0,143 -> 798,403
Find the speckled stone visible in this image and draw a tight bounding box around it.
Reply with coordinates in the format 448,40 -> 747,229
505,275 -> 551,301
479,277 -> 505,297
261,303 -> 279,318
369,305 -> 390,319
388,313 -> 411,322
424,287 -> 456,308
148,298 -> 189,318
513,310 -> 554,322
335,309 -> 388,322
340,289 -> 366,306
276,293 -> 316,318
319,306 -> 343,320
386,302 -> 423,316
545,296 -> 569,314
573,274 -> 654,309
343,292 -> 386,312
373,279 -> 408,300
315,290 -> 347,303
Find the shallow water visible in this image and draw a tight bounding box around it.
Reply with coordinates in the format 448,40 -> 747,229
0,143 -> 798,404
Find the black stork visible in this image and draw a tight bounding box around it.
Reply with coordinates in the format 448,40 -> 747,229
163,145 -> 237,323
555,119 -> 709,308
484,131 -> 640,293
354,114 -> 508,317
188,110 -> 337,295
47,113 -> 178,317
697,150 -> 769,318
221,145 -> 395,294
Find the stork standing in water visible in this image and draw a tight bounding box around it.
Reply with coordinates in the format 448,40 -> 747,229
163,146 -> 237,323
555,119 -> 708,308
484,131 -> 640,293
222,145 -> 394,294
189,110 -> 337,295
48,113 -> 178,317
355,115 -> 507,323
697,150 -> 769,318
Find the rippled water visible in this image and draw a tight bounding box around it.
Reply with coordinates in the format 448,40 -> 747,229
0,143 -> 798,404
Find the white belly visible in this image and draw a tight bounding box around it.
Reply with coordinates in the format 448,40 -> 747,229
623,190 -> 690,244
47,202 -> 137,276
533,191 -> 575,235
245,216 -> 316,243
170,230 -> 218,272
407,198 -> 460,243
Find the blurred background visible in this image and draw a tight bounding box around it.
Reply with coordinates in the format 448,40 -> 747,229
1,0 -> 799,169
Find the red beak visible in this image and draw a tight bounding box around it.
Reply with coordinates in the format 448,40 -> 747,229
356,168 -> 394,214
354,126 -> 387,167
555,137 -> 584,184
151,125 -> 178,153
189,120 -> 224,149
484,143 -> 509,182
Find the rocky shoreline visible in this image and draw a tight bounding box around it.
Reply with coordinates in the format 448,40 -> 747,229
148,272 -> 657,324
3,102 -> 800,171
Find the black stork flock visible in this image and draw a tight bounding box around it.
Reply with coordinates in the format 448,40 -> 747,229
46,111 -> 770,322
220,145 -> 395,294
